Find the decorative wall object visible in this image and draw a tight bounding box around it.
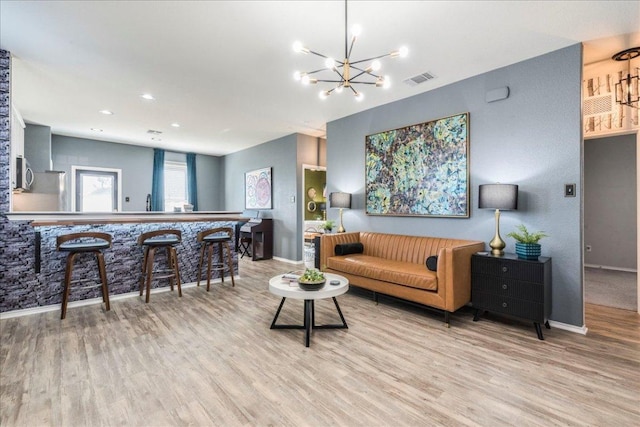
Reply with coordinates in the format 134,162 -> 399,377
365,113 -> 470,217
583,60 -> 639,136
245,167 -> 272,209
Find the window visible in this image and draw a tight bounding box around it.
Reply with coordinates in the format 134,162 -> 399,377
72,166 -> 122,212
164,161 -> 188,212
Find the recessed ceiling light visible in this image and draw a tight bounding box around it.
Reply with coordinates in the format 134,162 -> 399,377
141,93 -> 155,100
99,110 -> 113,115
91,128 -> 103,132
171,123 -> 180,128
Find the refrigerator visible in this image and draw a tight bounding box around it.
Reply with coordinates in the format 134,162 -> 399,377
13,171 -> 67,211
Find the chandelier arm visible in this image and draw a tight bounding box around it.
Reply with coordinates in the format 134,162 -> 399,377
349,85 -> 358,95
349,65 -> 381,79
303,68 -> 331,76
348,81 -> 378,85
349,53 -> 393,65
316,79 -> 348,83
307,50 -> 332,59
347,38 -> 356,61
344,0 -> 348,59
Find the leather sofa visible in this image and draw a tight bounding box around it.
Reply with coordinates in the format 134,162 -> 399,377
319,231 -> 485,326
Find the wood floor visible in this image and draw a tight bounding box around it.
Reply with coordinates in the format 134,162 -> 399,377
1,258 -> 639,426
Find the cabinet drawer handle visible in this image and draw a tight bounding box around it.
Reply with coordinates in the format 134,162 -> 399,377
502,266 -> 508,273
502,302 -> 508,308
502,284 -> 508,290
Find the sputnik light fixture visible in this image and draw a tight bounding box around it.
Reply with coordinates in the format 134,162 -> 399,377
612,47 -> 639,109
292,0 -> 408,101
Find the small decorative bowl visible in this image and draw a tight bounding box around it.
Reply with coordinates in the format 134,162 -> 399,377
297,279 -> 326,291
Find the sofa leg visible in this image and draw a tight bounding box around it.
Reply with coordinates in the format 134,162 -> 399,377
444,311 -> 450,328
373,291 -> 378,305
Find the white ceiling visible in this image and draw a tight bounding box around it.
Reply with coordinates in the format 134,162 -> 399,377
1,1 -> 639,156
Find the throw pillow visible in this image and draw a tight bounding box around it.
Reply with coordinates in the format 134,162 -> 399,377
426,255 -> 438,271
335,242 -> 364,256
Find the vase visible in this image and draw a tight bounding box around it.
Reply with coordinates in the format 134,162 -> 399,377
515,242 -> 541,260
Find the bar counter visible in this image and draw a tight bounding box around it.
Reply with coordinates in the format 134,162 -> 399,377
1,211 -> 248,314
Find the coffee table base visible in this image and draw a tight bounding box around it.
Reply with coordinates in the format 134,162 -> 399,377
270,297 -> 348,347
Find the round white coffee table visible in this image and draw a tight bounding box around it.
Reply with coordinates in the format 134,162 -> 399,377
268,272 -> 349,347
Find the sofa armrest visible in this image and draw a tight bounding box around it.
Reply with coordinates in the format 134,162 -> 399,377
319,232 -> 361,271
438,241 -> 485,311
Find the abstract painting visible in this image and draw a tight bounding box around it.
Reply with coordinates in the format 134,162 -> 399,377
365,113 -> 469,217
245,167 -> 272,209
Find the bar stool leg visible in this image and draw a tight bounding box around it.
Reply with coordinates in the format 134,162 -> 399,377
61,253 -> 77,320
145,247 -> 156,303
96,251 -> 110,312
197,243 -> 206,287
140,246 -> 149,296
167,246 -> 175,292
206,243 -> 213,291
170,247 -> 182,297
218,242 -> 225,285
225,241 -> 235,287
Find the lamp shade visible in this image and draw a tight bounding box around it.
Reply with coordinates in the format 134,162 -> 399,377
478,184 -> 518,210
329,192 -> 352,209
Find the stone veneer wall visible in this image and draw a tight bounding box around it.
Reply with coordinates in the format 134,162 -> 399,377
0,50 -> 237,313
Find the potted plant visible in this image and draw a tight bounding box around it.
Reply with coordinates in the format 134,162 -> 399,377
321,219 -> 335,234
506,224 -> 548,260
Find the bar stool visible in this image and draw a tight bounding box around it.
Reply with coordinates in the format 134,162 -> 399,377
137,229 -> 182,303
56,232 -> 112,320
197,227 -> 235,291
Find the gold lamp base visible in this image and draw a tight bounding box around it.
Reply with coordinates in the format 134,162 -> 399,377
337,208 -> 346,233
489,209 -> 506,256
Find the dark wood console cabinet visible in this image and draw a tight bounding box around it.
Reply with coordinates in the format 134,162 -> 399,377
471,252 -> 552,340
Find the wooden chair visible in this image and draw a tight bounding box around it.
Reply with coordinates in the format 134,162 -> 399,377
197,227 -> 235,291
56,232 -> 112,319
137,229 -> 182,303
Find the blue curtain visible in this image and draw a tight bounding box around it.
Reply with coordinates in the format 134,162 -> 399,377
151,148 -> 165,211
186,152 -> 198,211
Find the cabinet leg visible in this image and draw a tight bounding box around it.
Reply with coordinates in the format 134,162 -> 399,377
534,322 -> 544,340
473,308 -> 480,322
444,311 -> 450,328
545,320 -> 551,329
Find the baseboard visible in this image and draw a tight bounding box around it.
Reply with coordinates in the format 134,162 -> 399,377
0,278 -> 237,320
272,256 -> 304,265
548,320 -> 588,335
584,264 -> 637,273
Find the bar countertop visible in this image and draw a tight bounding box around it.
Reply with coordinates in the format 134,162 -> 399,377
4,211 -> 248,226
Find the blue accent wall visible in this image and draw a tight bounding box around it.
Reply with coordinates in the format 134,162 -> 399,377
326,44 -> 584,326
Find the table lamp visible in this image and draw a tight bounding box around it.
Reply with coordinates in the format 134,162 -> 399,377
478,184 -> 518,256
329,192 -> 352,233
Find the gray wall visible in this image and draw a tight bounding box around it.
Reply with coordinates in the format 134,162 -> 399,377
223,134 -> 299,260
326,44 -> 584,326
584,134 -> 637,269
24,124 -> 51,172
52,135 -> 223,211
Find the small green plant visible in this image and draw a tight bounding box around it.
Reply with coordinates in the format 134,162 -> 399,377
507,224 -> 548,244
322,219 -> 335,232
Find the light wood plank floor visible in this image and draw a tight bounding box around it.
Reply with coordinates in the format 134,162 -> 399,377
1,258 -> 639,426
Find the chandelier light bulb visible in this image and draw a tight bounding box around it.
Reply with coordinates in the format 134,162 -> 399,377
325,58 -> 336,69
293,41 -> 309,54
319,90 -> 330,100
294,71 -> 303,81
354,92 -> 364,101
335,85 -> 344,94
399,46 -> 409,58
350,24 -> 362,38
371,60 -> 381,71
301,75 -> 310,85
383,75 -> 391,89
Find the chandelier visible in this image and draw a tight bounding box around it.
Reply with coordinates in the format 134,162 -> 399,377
612,47 -> 639,109
292,0 -> 408,101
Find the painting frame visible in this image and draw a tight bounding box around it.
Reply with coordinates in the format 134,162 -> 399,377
245,167 -> 273,210
365,112 -> 470,218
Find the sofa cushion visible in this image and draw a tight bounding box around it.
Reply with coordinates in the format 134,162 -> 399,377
335,242 -> 364,255
426,255 -> 438,271
327,254 -> 437,291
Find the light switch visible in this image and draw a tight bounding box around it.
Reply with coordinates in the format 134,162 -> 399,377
564,184 -> 576,197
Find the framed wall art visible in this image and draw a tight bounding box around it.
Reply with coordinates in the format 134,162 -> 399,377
245,167 -> 272,209
365,112 -> 469,217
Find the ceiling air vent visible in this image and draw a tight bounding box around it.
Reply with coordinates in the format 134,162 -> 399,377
147,129 -> 163,135
404,71 -> 436,87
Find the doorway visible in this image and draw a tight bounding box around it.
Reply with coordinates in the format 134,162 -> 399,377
583,132 -> 638,312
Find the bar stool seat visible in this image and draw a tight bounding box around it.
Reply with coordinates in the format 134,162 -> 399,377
56,232 -> 112,320
138,229 -> 182,303
197,227 -> 235,291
